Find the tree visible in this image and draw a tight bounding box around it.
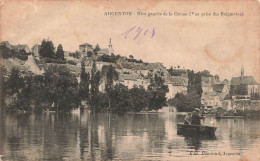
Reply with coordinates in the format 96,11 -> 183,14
187,70 -> 202,108
129,86 -> 149,112
251,93 -> 260,100
0,45 -> 11,59
44,65 -> 80,112
234,84 -> 247,95
102,65 -> 119,109
94,44 -> 100,55
39,39 -> 55,58
200,70 -> 212,77
110,84 -> 131,112
79,61 -> 90,101
90,61 -> 101,110
147,74 -> 169,111
0,66 -> 8,108
129,55 -> 134,59
56,44 -> 64,60
87,52 -> 93,57
7,68 -> 24,95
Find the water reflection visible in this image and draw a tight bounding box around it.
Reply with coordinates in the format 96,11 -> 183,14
0,110 -> 259,160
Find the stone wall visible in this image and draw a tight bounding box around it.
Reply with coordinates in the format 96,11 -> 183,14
222,99 -> 260,111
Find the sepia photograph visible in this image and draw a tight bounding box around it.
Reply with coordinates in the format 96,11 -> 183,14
0,0 -> 259,160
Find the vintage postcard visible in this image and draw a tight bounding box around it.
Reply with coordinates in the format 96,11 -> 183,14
0,0 -> 259,161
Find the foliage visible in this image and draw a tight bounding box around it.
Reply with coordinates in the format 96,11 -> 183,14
93,44 -> 101,55
6,68 -> 24,95
79,61 -> 90,101
44,65 -> 80,112
97,54 -> 120,63
168,71 -> 202,112
200,70 -> 212,77
39,39 -> 55,58
147,74 -> 169,111
69,51 -> 81,59
0,45 -> 30,61
110,84 -> 131,112
167,67 -> 187,76
251,93 -> 260,100
67,60 -> 77,65
44,57 -> 66,64
0,66 -> 8,108
230,84 -> 248,96
56,44 -> 64,60
90,61 -> 101,110
224,94 -> 232,100
87,52 -> 93,57
129,86 -> 149,112
129,55 -> 134,59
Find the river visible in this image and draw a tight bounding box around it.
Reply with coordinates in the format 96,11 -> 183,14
0,109 -> 259,161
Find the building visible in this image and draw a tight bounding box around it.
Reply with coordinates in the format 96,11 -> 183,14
97,48 -> 109,55
31,44 -> 41,59
24,55 -> 44,75
201,91 -> 222,109
108,38 -> 114,55
165,77 -> 187,100
79,43 -> 93,54
212,84 -> 229,94
230,64 -> 259,96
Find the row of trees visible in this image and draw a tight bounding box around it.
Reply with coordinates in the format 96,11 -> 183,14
1,65 -> 80,112
0,45 -> 30,61
1,59 -> 169,113
39,40 -> 64,60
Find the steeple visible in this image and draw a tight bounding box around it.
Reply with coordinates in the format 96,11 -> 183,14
241,56 -> 244,78
108,38 -> 114,55
241,63 -> 244,78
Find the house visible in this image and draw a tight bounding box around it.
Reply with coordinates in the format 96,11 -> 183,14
201,76 -> 217,86
201,91 -> 222,109
202,81 -> 213,93
230,64 -> 259,96
212,84 -> 229,94
131,63 -> 149,76
114,73 -> 146,89
165,77 -> 187,100
31,44 -> 41,59
97,48 -> 109,56
79,43 -> 94,54
146,62 -> 167,75
24,55 -> 44,75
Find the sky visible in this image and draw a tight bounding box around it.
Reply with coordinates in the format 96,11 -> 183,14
0,0 -> 259,81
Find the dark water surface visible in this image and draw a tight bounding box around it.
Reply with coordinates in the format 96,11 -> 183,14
1,110 -> 259,161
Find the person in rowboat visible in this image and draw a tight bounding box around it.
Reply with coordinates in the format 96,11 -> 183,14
191,108 -> 203,125
184,112 -> 192,125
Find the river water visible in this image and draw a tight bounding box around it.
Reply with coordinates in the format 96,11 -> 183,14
0,109 -> 259,161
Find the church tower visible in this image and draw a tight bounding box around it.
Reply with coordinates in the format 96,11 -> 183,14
108,38 -> 114,55
241,56 -> 244,78
241,64 -> 244,78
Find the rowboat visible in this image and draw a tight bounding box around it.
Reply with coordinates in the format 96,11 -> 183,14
215,116 -> 245,119
177,124 -> 217,136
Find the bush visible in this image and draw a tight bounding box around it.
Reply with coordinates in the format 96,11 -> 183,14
67,60 -> 77,65
45,57 -> 66,64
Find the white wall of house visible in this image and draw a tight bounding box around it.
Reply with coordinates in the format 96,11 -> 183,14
202,86 -> 213,93
24,55 -> 43,75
